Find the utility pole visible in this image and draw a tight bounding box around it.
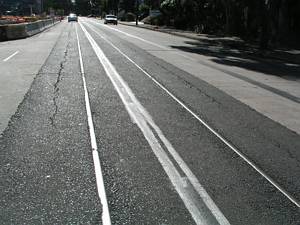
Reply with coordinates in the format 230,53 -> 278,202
41,0 -> 43,14
136,0 -> 139,25
29,4 -> 33,15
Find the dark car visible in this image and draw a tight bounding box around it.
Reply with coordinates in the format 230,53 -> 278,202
68,13 -> 78,22
104,15 -> 118,25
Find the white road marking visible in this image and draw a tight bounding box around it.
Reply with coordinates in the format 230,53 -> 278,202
79,21 -> 230,225
91,20 -> 169,49
89,19 -> 300,104
75,25 -> 112,225
88,19 -> 194,60
3,51 -> 19,62
285,63 -> 299,67
83,21 -> 300,208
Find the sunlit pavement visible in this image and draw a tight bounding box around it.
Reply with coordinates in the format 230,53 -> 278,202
0,18 -> 299,225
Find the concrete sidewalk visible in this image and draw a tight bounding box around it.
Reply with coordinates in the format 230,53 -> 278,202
119,21 -> 300,65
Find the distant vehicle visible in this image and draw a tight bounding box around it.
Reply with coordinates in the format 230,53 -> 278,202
104,15 -> 118,25
68,13 -> 78,22
5,11 -> 14,15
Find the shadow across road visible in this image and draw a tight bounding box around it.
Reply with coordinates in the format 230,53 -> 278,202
170,39 -> 300,81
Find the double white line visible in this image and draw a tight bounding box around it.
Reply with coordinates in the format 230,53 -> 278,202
75,26 -> 111,225
84,20 -> 300,209
77,21 -> 230,225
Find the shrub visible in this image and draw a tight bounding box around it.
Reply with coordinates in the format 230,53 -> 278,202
139,4 -> 149,20
142,15 -> 164,26
142,16 -> 151,24
151,14 -> 164,26
125,12 -> 136,22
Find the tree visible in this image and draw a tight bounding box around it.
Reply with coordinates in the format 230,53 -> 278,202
44,0 -> 72,14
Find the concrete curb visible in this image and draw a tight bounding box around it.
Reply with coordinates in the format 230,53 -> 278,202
0,19 -> 61,41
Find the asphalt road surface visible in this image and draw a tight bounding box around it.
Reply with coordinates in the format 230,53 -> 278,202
0,18 -> 299,225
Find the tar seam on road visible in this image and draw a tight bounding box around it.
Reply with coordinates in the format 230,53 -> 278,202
50,33 -> 70,127
89,19 -> 300,105
3,51 -> 19,62
80,21 -> 231,225
75,24 -> 112,225
83,20 -> 300,208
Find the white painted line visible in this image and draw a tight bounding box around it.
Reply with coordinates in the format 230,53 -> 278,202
79,21 -> 230,225
83,21 -> 300,208
88,19 -> 194,60
89,19 -> 168,50
75,24 -> 112,225
88,18 -> 300,104
3,51 -> 19,62
285,63 -> 299,67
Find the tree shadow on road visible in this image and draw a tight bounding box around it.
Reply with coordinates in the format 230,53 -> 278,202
169,39 -> 300,81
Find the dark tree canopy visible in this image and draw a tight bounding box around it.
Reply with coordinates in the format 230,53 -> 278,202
158,0 -> 300,48
2,0 -> 299,48
1,0 -> 73,15
44,0 -> 73,12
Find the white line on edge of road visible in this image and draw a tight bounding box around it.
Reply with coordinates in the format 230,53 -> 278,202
83,21 -> 300,208
75,24 -> 112,225
89,18 -> 300,106
79,21 -> 231,225
88,18 -> 194,60
89,19 -> 169,50
3,51 -> 19,62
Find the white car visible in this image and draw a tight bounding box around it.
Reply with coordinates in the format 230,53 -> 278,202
68,13 -> 78,22
104,15 -> 118,25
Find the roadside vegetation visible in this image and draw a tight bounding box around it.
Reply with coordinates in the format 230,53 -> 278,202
1,0 -> 299,49
91,0 -> 300,49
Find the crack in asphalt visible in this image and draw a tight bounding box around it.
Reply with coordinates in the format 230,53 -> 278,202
150,58 -> 223,107
50,38 -> 71,127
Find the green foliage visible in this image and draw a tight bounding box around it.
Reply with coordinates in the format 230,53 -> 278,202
44,0 -> 72,14
125,12 -> 135,21
73,0 -> 92,15
160,0 -> 177,16
151,14 -> 164,26
139,3 -> 149,14
142,14 -> 164,26
118,0 -> 135,14
138,3 -> 149,20
160,0 -> 176,9
157,0 -> 300,48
